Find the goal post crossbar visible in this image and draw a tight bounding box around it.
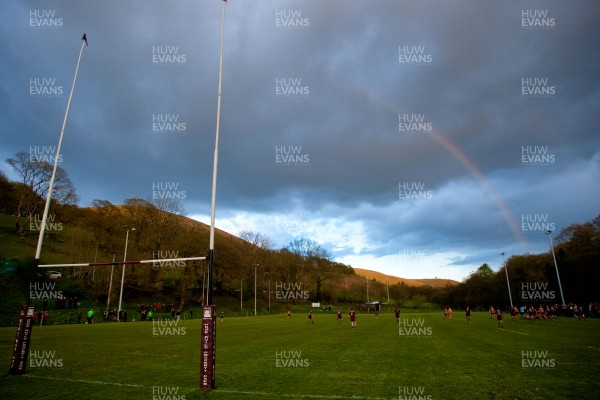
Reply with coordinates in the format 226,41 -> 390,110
38,256 -> 207,268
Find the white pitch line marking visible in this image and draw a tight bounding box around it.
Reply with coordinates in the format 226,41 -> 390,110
21,374 -> 143,388
217,389 -> 388,399
498,328 -> 530,335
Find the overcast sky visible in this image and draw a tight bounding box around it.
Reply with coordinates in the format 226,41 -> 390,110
1,0 -> 598,281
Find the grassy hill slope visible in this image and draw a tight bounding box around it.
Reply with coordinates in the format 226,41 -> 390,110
353,267 -> 459,288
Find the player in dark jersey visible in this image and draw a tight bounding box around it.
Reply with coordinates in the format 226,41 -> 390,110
336,308 -> 343,324
308,309 -> 314,324
496,308 -> 503,328
394,307 -> 400,323
349,308 -> 357,329
465,306 -> 471,323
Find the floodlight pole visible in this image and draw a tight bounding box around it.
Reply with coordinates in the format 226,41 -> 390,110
254,264 -> 258,316
545,230 -> 565,305
501,252 -> 513,309
386,279 -> 390,305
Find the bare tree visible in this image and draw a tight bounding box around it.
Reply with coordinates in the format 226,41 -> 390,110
89,199 -> 121,252
146,197 -> 185,252
288,238 -> 330,300
240,231 -> 274,252
240,230 -> 274,265
288,237 -> 329,260
6,151 -> 78,232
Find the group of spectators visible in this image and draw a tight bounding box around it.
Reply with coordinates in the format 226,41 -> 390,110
138,303 -> 183,321
97,303 -> 187,322
38,296 -> 79,311
33,310 -> 49,325
103,309 -> 128,322
488,303 -> 599,321
34,301 -> 192,325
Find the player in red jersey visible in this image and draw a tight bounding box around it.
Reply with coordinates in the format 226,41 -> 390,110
336,308 -> 343,324
465,306 -> 471,323
349,308 -> 357,329
496,308 -> 503,328
308,309 -> 314,324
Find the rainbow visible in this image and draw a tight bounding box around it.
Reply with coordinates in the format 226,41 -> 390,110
350,84 -> 529,250
427,129 -> 529,248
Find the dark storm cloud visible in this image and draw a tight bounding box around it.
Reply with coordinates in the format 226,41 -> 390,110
1,0 -> 598,280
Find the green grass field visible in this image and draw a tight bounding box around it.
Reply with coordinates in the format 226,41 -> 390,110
1,310 -> 599,400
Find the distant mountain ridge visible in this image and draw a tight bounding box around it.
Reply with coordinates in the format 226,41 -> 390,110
353,268 -> 459,288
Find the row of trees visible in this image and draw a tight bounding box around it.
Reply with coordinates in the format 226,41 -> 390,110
429,214 -> 600,309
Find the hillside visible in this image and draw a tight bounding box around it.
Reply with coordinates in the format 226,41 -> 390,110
415,278 -> 460,287
353,268 -> 459,288
0,199 -> 463,326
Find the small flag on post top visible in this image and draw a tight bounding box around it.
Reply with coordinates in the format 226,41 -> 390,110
82,34 -> 88,46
